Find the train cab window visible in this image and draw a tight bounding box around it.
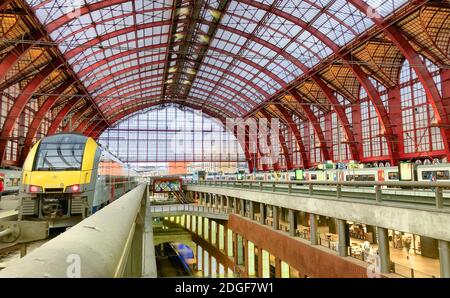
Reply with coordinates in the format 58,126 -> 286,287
33,134 -> 86,171
387,172 -> 399,180
436,171 -> 449,180
422,171 -> 432,180
367,175 -> 375,181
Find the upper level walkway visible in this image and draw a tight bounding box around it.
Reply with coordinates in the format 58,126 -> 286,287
185,180 -> 450,243
150,204 -> 229,221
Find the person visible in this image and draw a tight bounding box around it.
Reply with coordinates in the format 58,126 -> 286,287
0,175 -> 3,210
363,240 -> 371,259
404,237 -> 412,259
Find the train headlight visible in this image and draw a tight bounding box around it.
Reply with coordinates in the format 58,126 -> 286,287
65,184 -> 81,193
29,185 -> 43,193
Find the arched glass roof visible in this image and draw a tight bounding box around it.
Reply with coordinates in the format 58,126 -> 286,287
26,0 -> 409,118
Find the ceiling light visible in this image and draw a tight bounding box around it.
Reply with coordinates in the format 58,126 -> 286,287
186,69 -> 197,75
199,35 -> 210,44
174,33 -> 185,41
183,80 -> 191,85
209,9 -> 221,20
165,79 -> 173,84
168,67 -> 177,73
177,7 -> 190,16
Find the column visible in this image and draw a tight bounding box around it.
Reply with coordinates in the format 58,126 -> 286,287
377,227 -> 391,274
337,219 -> 348,257
233,198 -> 238,214
247,241 -> 255,277
226,196 -> 230,211
272,206 -> 279,230
244,239 -> 249,277
275,257 -> 282,278
249,201 -> 254,220
240,199 -> 245,216
310,213 -> 318,245
220,195 -> 224,210
439,240 -> 450,278
288,209 -> 296,237
257,246 -> 263,278
260,203 -> 265,225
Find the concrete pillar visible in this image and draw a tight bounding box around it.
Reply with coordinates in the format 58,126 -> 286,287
237,235 -> 244,266
220,195 -> 224,210
249,201 -> 254,220
288,209 -> 296,237
233,198 -> 238,214
257,247 -> 263,278
272,206 -> 279,230
260,203 -> 265,225
439,240 -> 450,278
377,227 -> 391,274
310,213 -> 318,245
226,196 -> 230,210
244,239 -> 249,277
275,257 -> 282,278
197,245 -> 203,272
240,199 -> 245,216
247,241 -> 255,277
337,219 -> 348,257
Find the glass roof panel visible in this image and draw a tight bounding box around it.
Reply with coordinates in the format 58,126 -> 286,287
26,0 -> 410,118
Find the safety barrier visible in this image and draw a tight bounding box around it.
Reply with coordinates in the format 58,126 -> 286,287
188,180 -> 450,209
0,183 -> 155,278
150,204 -> 230,220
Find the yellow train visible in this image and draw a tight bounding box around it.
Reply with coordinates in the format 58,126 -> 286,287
20,133 -> 139,228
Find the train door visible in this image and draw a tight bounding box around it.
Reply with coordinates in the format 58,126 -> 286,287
377,170 -> 385,182
0,173 -> 4,195
338,171 -> 344,182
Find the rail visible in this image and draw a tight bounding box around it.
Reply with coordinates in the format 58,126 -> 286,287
0,183 -> 153,278
187,180 -> 450,208
150,204 -> 231,217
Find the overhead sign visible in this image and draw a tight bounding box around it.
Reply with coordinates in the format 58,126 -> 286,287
153,178 -> 182,193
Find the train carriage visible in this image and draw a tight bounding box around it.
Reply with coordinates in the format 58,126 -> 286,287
20,133 -> 139,228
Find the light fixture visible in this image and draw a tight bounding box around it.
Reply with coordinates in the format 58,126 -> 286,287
209,9 -> 221,20
186,68 -> 197,75
176,7 -> 190,17
199,34 -> 210,44
174,33 -> 185,41
165,79 -> 174,84
183,80 -> 191,85
168,67 -> 177,73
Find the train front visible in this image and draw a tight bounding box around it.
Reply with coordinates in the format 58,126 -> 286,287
20,134 -> 97,226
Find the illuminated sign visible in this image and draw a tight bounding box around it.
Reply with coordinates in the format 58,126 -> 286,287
295,169 -> 304,180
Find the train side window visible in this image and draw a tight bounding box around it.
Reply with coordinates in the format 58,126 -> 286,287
311,174 -> 317,180
422,171 -> 432,180
436,171 -> 449,180
368,175 -> 375,181
388,172 -> 399,180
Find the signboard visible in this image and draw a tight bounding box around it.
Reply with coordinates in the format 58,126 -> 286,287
399,162 -> 414,181
153,178 -> 182,193
295,169 -> 304,181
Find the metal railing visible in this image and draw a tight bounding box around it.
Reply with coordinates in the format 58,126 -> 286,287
391,262 -> 437,278
150,204 -> 231,216
188,180 -> 450,209
0,184 -> 152,278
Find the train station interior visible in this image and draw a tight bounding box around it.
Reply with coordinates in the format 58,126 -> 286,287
0,0 -> 450,280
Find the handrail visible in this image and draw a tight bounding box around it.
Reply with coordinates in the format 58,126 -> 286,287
0,184 -> 149,278
187,179 -> 450,209
188,179 -> 450,188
